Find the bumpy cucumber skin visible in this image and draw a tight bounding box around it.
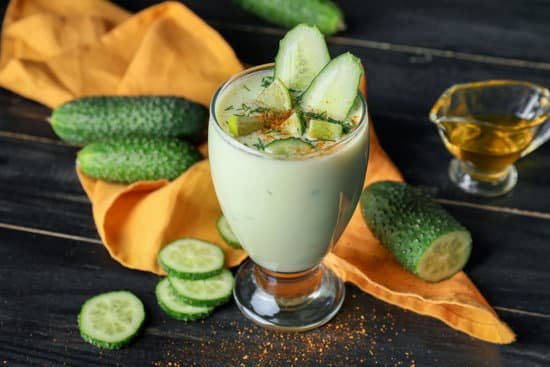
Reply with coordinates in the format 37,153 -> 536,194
77,138 -> 202,183
360,181 -> 471,278
235,0 -> 344,35
156,279 -> 214,321
217,215 -> 243,249
168,270 -> 234,307
77,291 -> 145,350
51,96 -> 207,145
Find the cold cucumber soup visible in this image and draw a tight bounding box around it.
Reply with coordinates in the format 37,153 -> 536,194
209,68 -> 368,273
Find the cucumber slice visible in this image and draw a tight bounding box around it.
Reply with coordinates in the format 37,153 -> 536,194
228,114 -> 265,137
158,238 -> 225,280
217,215 -> 242,249
156,278 -> 214,321
274,24 -> 330,95
360,181 -> 472,282
265,137 -> 314,156
306,119 -> 343,140
300,52 -> 363,121
168,269 -> 234,307
78,291 -> 145,350
257,78 -> 292,112
280,111 -> 304,137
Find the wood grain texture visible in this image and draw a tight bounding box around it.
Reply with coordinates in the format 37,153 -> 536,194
0,227 -> 548,367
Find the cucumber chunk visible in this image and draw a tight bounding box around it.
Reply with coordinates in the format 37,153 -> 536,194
158,238 -> 225,280
274,24 -> 330,95
306,119 -> 343,140
280,111 -> 305,137
257,78 -> 292,112
300,52 -> 363,121
360,181 -> 472,282
156,278 -> 214,321
265,137 -> 314,156
227,114 -> 265,137
217,215 -> 242,249
78,291 -> 145,350
168,269 -> 234,307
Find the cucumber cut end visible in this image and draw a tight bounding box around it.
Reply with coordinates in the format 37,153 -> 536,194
415,231 -> 472,282
168,269 -> 234,307
227,114 -> 265,137
280,111 -> 305,137
156,278 -> 214,321
306,119 -> 343,141
264,137 -> 314,156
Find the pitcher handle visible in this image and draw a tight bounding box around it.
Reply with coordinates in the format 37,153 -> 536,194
521,116 -> 550,158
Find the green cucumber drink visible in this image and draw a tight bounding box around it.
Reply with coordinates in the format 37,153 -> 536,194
208,24 -> 369,331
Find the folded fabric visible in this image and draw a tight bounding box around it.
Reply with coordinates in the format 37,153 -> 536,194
0,0 -> 515,344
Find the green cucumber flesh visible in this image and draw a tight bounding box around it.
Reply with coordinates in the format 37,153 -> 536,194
158,238 -> 225,280
217,215 -> 242,249
78,291 -> 145,350
360,181 -> 472,282
51,96 -> 207,145
256,78 -> 292,112
234,0 -> 345,36
299,52 -> 363,121
168,269 -> 234,307
280,111 -> 304,137
77,137 -> 202,183
274,24 -> 330,95
156,278 -> 214,321
305,119 -> 343,141
264,137 -> 313,156
228,114 -> 265,137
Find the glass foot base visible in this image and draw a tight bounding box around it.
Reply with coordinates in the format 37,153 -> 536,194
233,260 -> 345,332
448,159 -> 518,197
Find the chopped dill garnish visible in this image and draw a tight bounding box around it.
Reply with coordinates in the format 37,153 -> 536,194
243,84 -> 251,91
249,106 -> 268,114
252,138 -> 266,151
261,75 -> 274,88
224,105 -> 234,111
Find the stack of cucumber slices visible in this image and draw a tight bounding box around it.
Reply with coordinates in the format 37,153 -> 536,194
78,238 -> 235,349
228,24 -> 364,156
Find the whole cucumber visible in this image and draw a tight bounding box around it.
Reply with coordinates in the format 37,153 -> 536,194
51,96 -> 207,145
360,181 -> 472,282
234,0 -> 345,36
77,138 -> 202,183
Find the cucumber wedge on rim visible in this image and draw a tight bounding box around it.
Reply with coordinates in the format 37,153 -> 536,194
168,269 -> 234,307
300,52 -> 363,121
78,291 -> 145,349
156,278 -> 214,321
158,238 -> 225,280
360,181 -> 472,282
257,78 -> 292,112
217,215 -> 242,249
274,24 -> 330,95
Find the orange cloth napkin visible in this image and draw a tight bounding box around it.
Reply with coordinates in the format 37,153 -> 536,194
0,0 -> 515,344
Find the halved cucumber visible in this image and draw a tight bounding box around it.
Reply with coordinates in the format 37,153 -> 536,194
306,119 -> 343,140
274,24 -> 330,95
227,114 -> 265,137
360,181 -> 472,282
158,238 -> 225,280
265,137 -> 313,156
257,78 -> 292,112
78,291 -> 145,350
300,52 -> 363,121
168,269 -> 234,307
280,111 -> 304,137
156,278 -> 214,321
217,215 -> 242,249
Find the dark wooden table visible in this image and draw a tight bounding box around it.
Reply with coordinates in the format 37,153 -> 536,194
1,1 -> 549,366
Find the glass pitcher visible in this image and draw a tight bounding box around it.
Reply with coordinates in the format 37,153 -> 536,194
430,80 -> 550,197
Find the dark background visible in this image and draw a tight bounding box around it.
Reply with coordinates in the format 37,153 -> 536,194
0,1 -> 549,366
